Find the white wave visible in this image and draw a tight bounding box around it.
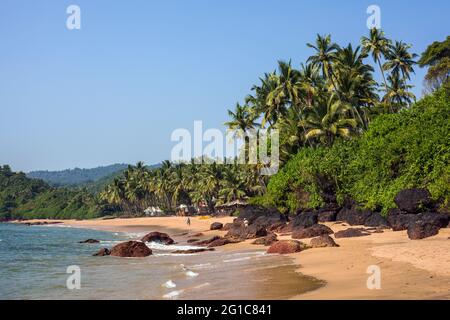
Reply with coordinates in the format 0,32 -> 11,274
163,290 -> 184,299
189,263 -> 212,269
162,280 -> 177,289
193,282 -> 211,290
185,270 -> 199,278
223,256 -> 253,263
145,242 -> 204,251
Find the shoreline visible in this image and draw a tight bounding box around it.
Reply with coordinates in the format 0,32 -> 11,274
12,217 -> 450,300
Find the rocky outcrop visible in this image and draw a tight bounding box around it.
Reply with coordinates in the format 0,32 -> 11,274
93,248 -> 110,256
310,235 -> 339,248
291,224 -> 333,239
222,223 -> 233,231
318,210 -> 338,222
387,210 -> 449,232
79,239 -> 100,244
194,236 -> 221,246
266,240 -> 309,254
290,211 -> 318,229
141,232 -> 174,245
207,238 -> 233,248
172,248 -> 215,254
407,221 -> 440,240
251,233 -> 278,246
336,207 -> 373,226
334,228 -> 371,238
210,222 -> 223,230
364,212 -> 389,228
110,241 -> 152,257
394,188 -> 433,213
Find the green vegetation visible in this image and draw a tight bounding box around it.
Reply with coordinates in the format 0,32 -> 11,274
99,161 -> 264,215
27,163 -> 130,188
419,36 -> 450,93
2,31 -> 448,220
258,86 -> 450,214
0,165 -> 111,220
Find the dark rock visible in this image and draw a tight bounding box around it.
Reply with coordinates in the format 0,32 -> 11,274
310,235 -> 339,248
207,238 -> 233,248
172,248 -> 215,254
186,238 -> 200,243
79,239 -> 100,244
189,233 -> 204,237
225,222 -> 267,240
93,248 -> 110,256
222,223 -> 233,231
194,236 -> 221,246
251,233 -> 278,246
235,205 -> 287,226
334,228 -> 371,238
210,222 -> 223,230
387,213 -> 419,231
336,207 -> 373,226
141,232 -> 174,245
267,222 -> 288,233
318,210 -> 338,222
266,240 -> 309,254
364,212 -> 390,228
290,211 -> 318,229
394,188 -> 433,213
110,241 -> 152,257
291,224 -> 334,239
419,212 -> 449,229
407,221 -> 440,240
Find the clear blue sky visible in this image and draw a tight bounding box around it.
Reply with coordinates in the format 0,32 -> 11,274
1,0 -> 448,172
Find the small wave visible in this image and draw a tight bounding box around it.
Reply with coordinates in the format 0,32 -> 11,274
192,282 -> 211,290
145,242 -> 204,252
162,280 -> 177,289
223,256 -> 253,263
185,270 -> 199,278
163,290 -> 184,299
190,263 -> 212,269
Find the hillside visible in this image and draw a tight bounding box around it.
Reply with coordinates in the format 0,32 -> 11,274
27,164 -> 129,187
0,165 -> 105,220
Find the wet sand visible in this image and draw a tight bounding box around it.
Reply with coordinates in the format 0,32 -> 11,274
16,217 -> 450,299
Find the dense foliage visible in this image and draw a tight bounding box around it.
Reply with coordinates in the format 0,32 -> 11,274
419,36 -> 450,93
258,86 -> 450,214
0,165 -> 108,220
27,163 -> 130,188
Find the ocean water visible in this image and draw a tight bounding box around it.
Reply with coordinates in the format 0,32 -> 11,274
0,223 -> 323,300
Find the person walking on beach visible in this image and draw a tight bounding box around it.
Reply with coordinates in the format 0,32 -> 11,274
186,217 -> 191,227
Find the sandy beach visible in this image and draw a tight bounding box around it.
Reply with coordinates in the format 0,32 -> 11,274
15,216 -> 450,300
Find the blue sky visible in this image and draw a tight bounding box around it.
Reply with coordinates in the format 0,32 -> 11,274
0,0 -> 448,172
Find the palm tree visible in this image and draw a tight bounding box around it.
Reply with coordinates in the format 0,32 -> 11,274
383,41 -> 418,81
382,73 -> 416,111
361,28 -> 392,91
307,34 -> 340,92
300,94 -> 357,146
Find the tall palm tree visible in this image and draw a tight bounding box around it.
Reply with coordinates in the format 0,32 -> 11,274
300,94 -> 357,146
361,28 -> 392,91
382,73 -> 416,111
383,41 -> 418,81
307,34 -> 340,92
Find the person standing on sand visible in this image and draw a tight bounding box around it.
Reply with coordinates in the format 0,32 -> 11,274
186,217 -> 191,227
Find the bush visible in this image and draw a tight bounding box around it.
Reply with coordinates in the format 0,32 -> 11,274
260,87 -> 450,214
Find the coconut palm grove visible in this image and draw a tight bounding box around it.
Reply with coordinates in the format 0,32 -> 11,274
1,30 -> 449,220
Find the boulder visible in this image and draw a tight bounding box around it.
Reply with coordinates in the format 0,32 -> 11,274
79,239 -> 100,244
225,222 -> 267,240
310,235 -> 339,248
419,212 -> 449,229
93,248 -> 110,256
210,222 -> 223,230
364,212 -> 390,228
334,228 -> 371,238
251,233 -> 278,246
267,221 -> 288,233
290,211 -> 318,229
394,188 -> 433,213
291,224 -> 334,239
222,223 -> 233,231
207,238 -> 233,248
407,221 -> 440,240
266,240 -> 309,254
387,212 -> 420,231
194,236 -> 221,246
110,241 -> 152,257
336,207 -> 373,226
141,232 -> 174,245
318,210 -> 338,222
172,248 -> 215,254
235,205 -> 287,226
